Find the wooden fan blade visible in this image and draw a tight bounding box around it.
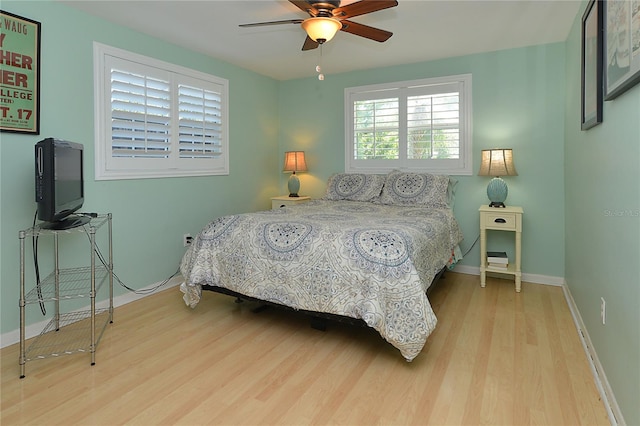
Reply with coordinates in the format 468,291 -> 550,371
289,0 -> 318,17
340,20 -> 393,42
302,35 -> 319,50
239,19 -> 303,27
333,0 -> 398,20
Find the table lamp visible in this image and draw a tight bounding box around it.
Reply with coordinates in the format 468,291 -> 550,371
283,151 -> 308,197
478,149 -> 518,208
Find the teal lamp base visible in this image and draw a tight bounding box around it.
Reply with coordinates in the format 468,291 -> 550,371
487,177 -> 508,208
288,173 -> 300,197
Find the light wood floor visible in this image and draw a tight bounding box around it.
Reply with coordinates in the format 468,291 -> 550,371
1,272 -> 609,425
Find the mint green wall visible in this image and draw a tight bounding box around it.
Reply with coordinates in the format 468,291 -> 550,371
0,1 -> 280,335
564,3 -> 640,425
2,2 -> 635,423
279,44 -> 567,277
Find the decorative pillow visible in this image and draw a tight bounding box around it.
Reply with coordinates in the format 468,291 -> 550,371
378,171 -> 451,208
324,173 -> 386,202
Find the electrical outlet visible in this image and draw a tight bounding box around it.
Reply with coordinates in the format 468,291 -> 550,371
600,297 -> 606,325
183,233 -> 193,247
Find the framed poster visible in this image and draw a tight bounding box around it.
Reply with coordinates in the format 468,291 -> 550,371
0,10 -> 40,134
604,0 -> 640,100
581,0 -> 604,130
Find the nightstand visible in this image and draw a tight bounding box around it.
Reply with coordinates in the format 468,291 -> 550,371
271,195 -> 311,210
479,205 -> 524,292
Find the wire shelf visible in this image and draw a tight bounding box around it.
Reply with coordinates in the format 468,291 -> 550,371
24,308 -> 112,361
24,266 -> 110,303
19,213 -> 113,377
21,214 -> 110,238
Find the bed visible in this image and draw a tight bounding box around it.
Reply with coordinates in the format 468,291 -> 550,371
180,171 -> 463,361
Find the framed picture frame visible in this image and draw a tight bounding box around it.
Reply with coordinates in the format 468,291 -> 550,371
581,0 -> 604,130
0,10 -> 41,134
604,0 -> 640,100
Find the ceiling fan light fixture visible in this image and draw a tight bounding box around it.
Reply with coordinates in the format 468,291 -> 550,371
301,17 -> 342,43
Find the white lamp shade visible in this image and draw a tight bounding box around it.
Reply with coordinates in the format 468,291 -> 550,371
301,17 -> 342,43
478,149 -> 518,177
283,151 -> 308,173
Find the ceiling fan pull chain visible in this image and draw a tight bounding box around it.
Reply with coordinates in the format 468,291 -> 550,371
316,45 -> 325,81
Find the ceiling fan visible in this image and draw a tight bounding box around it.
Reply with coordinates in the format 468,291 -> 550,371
239,0 -> 399,51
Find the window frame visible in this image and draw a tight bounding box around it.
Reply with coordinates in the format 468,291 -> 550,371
344,74 -> 472,175
93,42 -> 229,180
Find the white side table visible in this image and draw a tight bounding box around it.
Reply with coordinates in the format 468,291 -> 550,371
479,205 -> 523,292
271,195 -> 311,210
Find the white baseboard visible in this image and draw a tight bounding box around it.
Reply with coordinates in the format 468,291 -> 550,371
451,264 -> 564,286
562,282 -> 625,426
0,275 -> 183,349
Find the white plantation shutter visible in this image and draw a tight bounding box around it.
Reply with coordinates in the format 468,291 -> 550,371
345,75 -> 472,175
353,97 -> 399,160
407,92 -> 460,160
177,84 -> 222,159
110,69 -> 171,159
94,43 -> 229,180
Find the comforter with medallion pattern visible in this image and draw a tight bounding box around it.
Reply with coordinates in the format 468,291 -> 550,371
180,199 -> 463,361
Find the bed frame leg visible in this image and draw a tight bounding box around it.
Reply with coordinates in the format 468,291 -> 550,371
310,316 -> 327,331
234,297 -> 243,304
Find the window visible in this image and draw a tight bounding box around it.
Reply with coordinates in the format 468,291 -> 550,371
345,74 -> 472,175
94,43 -> 229,180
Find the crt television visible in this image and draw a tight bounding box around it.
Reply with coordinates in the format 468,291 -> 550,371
35,138 -> 89,229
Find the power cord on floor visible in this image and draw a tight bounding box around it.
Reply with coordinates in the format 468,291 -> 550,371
29,211 -> 181,316
112,264 -> 181,295
82,227 -> 181,295
461,233 -> 480,258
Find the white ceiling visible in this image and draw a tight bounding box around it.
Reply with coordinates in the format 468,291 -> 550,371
60,0 -> 581,80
